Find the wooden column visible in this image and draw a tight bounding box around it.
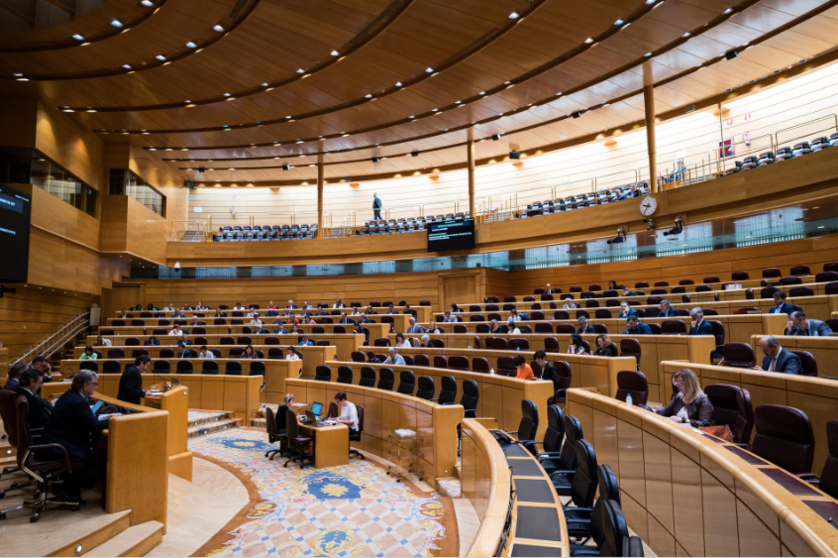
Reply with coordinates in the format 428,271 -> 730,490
316,156 -> 324,237
467,131 -> 476,217
643,83 -> 658,192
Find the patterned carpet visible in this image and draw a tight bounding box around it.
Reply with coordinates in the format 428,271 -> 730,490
189,428 -> 458,557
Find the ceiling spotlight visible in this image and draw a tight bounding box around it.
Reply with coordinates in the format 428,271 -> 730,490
614,19 -> 624,25
296,68 -> 305,74
572,111 -> 583,118
365,94 -> 373,98
556,92 -> 563,96
296,140 -> 304,144
644,52 -> 652,57
723,7 -> 733,13
509,150 -> 521,160
425,67 -> 434,73
186,41 -> 197,48
155,54 -> 166,61
261,82 -> 269,87
395,81 -> 403,87
508,11 -> 519,19
212,24 -> 225,32
13,73 -> 23,77
223,92 -> 231,97
645,0 -> 655,4
111,19 -> 123,27
122,64 -> 132,70
140,0 -> 154,6
479,91 -> 486,95
330,50 -> 339,56
282,164 -> 290,171
72,34 -> 84,40
341,133 -> 350,137
584,38 -> 594,44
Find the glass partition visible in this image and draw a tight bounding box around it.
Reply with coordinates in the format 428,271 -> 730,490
109,169 -> 167,217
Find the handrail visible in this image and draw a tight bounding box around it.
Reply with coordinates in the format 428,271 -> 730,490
775,114 -> 838,146
170,219 -> 207,241
13,311 -> 90,366
384,203 -> 422,220
594,168 -> 640,191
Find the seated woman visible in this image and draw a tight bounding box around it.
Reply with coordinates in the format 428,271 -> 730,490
567,333 -> 589,355
593,334 -> 616,356
145,335 -> 160,346
394,333 -> 411,349
242,345 -> 256,359
654,369 -> 714,427
285,346 -> 300,361
80,346 -> 98,360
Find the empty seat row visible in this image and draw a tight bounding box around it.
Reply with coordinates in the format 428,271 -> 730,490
79,359 -> 265,376
519,182 -> 650,219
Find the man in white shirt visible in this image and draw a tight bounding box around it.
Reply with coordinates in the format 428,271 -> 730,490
250,314 -> 263,327
163,302 -> 176,311
562,297 -> 578,310
406,317 -> 425,334
233,302 -> 245,310
286,300 -> 297,310
383,347 -> 406,366
333,391 -> 358,433
198,346 -> 215,359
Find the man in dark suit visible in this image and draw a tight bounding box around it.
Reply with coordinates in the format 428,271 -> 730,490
38,370 -> 111,502
118,355 -> 151,404
16,367 -> 53,429
576,317 -> 596,334
769,291 -> 795,316
533,350 -> 559,391
31,356 -> 54,384
3,362 -> 24,391
618,302 -> 638,319
406,317 -> 425,334
784,311 -> 833,337
338,312 -> 355,325
756,336 -> 801,374
688,308 -> 713,335
659,300 -> 679,318
622,286 -> 641,297
623,316 -> 652,335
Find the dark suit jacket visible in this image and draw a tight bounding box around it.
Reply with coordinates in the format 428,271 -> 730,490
623,323 -> 653,335
689,320 -> 714,336
3,378 -> 19,391
17,387 -> 53,430
40,389 -> 106,462
118,365 -> 145,405
618,309 -> 639,319
577,325 -> 596,334
540,364 -> 560,392
660,309 -> 680,318
762,349 -> 801,374
769,303 -> 795,316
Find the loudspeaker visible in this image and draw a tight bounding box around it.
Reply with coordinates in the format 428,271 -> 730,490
572,111 -> 582,119
372,157 -> 380,163
198,167 -> 206,173
185,181 -> 195,190
725,50 -> 738,60
282,164 -> 290,171
509,151 -> 521,160
411,151 -> 419,157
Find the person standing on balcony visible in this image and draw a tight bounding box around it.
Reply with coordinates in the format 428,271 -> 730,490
373,193 -> 383,221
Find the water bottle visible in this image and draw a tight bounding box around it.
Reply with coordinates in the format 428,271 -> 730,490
626,393 -> 633,407
516,346 -> 520,351
490,368 -> 495,375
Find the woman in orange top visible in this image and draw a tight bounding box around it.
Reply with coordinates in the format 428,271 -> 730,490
514,354 -> 534,380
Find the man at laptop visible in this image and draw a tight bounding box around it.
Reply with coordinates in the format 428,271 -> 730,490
333,391 -> 359,434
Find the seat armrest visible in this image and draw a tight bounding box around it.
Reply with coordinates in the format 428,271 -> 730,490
29,443 -> 73,471
549,469 -> 576,476
536,451 -> 562,458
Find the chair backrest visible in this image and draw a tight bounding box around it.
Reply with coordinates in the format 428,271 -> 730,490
337,366 -> 353,384
351,351 -> 366,363
731,271 -> 750,281
571,439 -> 599,508
597,464 -> 620,505
615,370 -> 648,405
706,384 -> 754,445
415,376 -> 435,400
159,348 -> 174,358
315,365 -> 332,382
0,390 -> 20,448
517,399 -> 539,444
543,405 -> 565,453
556,323 -> 575,335
397,370 -> 415,395
722,342 -> 756,367
779,276 -> 803,286
359,366 -> 376,387
202,360 -> 219,374
751,404 -> 815,474
378,368 -> 395,390
176,360 -> 194,374
102,360 -> 121,374
496,356 -> 517,377
763,267 -> 782,278
508,338 -> 529,351
819,420 -> 838,499
790,350 -> 818,377
107,348 -> 125,358
544,337 -> 560,353
790,265 -> 811,276
438,376 -> 457,405
661,319 -> 687,335
461,380 -> 479,418
410,354 -> 428,367
225,361 -> 242,375
788,286 -> 814,298
448,355 -> 469,371
286,408 -> 300,439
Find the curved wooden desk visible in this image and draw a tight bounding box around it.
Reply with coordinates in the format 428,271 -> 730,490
566,388 -> 838,556
285,378 -> 463,480
661,359 -> 838,468
321,361 -> 554,439
461,418 -> 569,557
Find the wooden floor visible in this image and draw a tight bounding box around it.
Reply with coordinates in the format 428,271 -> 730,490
147,457 -> 250,557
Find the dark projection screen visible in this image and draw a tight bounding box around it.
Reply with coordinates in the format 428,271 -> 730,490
0,184 -> 32,283
427,219 -> 475,252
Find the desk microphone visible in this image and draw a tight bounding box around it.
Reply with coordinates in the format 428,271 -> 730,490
150,369 -> 173,391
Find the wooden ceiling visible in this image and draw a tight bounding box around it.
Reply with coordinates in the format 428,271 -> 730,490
2,0 -> 838,185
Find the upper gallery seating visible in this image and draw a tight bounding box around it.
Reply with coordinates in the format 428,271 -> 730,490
213,223 -> 317,242
520,182 -> 650,219
721,133 -> 838,176
356,212 -> 470,236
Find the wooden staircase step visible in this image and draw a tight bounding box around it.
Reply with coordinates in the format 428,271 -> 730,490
187,418 -> 241,439
82,520 -> 163,557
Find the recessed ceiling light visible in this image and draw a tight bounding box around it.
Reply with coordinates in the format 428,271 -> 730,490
285,115 -> 292,119
644,52 -> 652,57
111,19 -> 123,27
296,140 -> 304,144
140,0 -> 153,6
122,64 -> 132,70
723,7 -> 732,13
454,100 -> 462,104
342,133 -> 350,137
508,11 -> 519,19
556,92 -> 563,96
584,38 -> 594,44
155,54 -> 166,61
431,108 -> 438,112
13,73 -> 23,77
213,24 -> 225,32
186,41 -> 197,48
614,19 -> 624,25
409,115 -> 415,119
296,68 -> 305,74
223,92 -> 231,97
72,34 -> 84,41
395,81 -> 403,87
682,32 -> 691,37
365,94 -> 373,98
479,91 -> 486,95
644,0 -> 655,4
330,50 -> 339,56
261,82 -> 269,87
425,67 -> 434,73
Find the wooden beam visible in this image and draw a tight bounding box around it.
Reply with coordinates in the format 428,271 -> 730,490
467,133 -> 476,218
316,155 -> 324,237
643,84 -> 658,193
0,0 -> 35,25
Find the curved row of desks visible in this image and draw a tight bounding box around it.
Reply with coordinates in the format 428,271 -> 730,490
565,388 -> 838,557
112,305 -> 433,323
97,322 -> 390,342
284,378 -> 463,481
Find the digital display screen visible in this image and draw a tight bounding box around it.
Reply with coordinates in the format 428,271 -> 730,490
0,184 -> 31,283
428,219 -> 476,252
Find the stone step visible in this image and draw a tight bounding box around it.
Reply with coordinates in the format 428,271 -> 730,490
83,520 -> 164,557
188,409 -> 236,428
187,418 -> 241,439
436,477 -> 462,499
250,417 -> 266,429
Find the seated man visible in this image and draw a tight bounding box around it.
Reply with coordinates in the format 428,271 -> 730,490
784,311 -> 833,336
333,391 -> 358,434
659,300 -> 679,318
314,307 -> 329,316
16,367 -> 53,430
688,308 -> 713,335
176,341 -> 195,358
756,335 -> 801,374
359,313 -> 374,324
622,285 -> 640,297
189,316 -> 205,327
383,347 -> 405,366
180,331 -> 193,345
233,302 -> 245,310
338,312 -> 355,325
266,300 -> 278,310
31,356 -> 53,385
769,291 -> 795,316
286,300 -> 298,310
163,302 -> 176,311
561,297 -> 578,310
576,316 -> 595,334
298,335 -> 314,346
385,304 -> 399,315
198,346 -> 215,359
249,314 -> 263,327
441,310 -> 459,323
489,319 -> 507,334
38,370 -> 112,502
623,316 -> 652,335
618,302 -> 638,319
406,317 -> 425,334
3,362 -> 24,391
418,335 -> 432,348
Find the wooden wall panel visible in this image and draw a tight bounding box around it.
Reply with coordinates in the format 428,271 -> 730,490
34,102 -> 105,192
100,194 -> 171,264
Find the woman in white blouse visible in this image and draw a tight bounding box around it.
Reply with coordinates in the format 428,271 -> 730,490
285,346 -> 300,361
395,333 -> 411,348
